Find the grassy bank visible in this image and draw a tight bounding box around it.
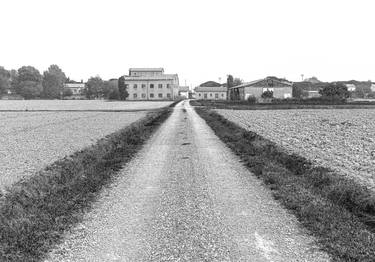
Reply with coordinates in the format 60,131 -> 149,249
195,107 -> 375,261
0,106 -> 174,261
190,99 -> 375,110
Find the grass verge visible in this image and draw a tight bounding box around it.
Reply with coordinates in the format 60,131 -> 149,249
190,99 -> 375,110
0,106 -> 174,262
195,107 -> 375,261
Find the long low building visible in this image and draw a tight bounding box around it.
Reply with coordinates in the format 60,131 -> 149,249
123,68 -> 179,100
194,81 -> 227,100
229,77 -> 293,100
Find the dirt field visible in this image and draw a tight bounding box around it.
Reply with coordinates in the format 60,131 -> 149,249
0,110 -> 149,191
0,100 -> 173,111
216,109 -> 375,190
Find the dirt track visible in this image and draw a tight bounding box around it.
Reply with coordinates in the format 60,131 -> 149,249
46,101 -> 330,261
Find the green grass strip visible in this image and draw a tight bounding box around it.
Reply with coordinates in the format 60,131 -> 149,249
0,106 -> 173,262
195,107 -> 375,262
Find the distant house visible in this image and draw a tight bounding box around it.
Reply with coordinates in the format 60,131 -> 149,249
178,86 -> 190,99
122,68 -> 180,100
64,82 -> 85,97
229,77 -> 293,100
345,84 -> 356,92
195,81 -> 227,100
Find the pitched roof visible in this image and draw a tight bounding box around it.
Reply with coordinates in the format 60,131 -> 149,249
199,81 -> 222,87
229,77 -> 292,89
129,68 -> 164,72
195,86 -> 227,92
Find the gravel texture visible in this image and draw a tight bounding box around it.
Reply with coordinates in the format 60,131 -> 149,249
217,109 -> 375,190
45,101 -> 330,262
0,100 -> 173,111
0,111 -> 146,191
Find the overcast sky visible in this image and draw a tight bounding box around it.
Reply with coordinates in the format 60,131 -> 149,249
1,0 -> 374,87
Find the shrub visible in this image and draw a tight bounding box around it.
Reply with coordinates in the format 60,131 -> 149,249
261,90 -> 273,99
247,96 -> 257,104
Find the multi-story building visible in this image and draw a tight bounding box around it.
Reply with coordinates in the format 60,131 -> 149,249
123,68 -> 179,100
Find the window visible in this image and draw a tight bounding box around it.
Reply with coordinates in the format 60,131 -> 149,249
210,93 -> 213,97
167,84 -> 170,88
221,93 -> 224,97
150,93 -> 154,98
167,93 -> 171,98
204,93 -> 207,99
199,93 -> 201,97
133,84 -> 137,89
158,93 -> 163,98
215,93 -> 219,99
150,84 -> 154,88
158,84 -> 163,88
142,84 -> 146,88
133,93 -> 137,98
142,93 -> 146,98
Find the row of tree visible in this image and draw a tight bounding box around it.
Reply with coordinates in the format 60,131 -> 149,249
0,65 -> 128,100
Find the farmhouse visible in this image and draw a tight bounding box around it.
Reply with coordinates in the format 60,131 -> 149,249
229,77 -> 293,100
123,68 -> 179,100
195,81 -> 227,100
64,82 -> 85,96
178,86 -> 190,99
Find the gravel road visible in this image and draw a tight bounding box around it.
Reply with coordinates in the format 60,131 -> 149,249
45,101 -> 330,262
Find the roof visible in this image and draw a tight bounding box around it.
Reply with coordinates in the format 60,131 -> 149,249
195,86 -> 227,92
129,68 -> 164,72
123,74 -> 178,81
229,77 -> 292,90
64,83 -> 85,88
199,81 -> 222,87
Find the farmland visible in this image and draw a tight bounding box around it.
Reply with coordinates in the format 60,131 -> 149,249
0,100 -> 174,191
0,100 -> 173,111
216,109 -> 375,190
0,111 -> 147,190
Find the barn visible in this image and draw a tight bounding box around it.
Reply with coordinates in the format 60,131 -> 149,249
229,77 -> 293,100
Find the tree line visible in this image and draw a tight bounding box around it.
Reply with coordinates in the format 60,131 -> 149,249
0,65 -> 128,100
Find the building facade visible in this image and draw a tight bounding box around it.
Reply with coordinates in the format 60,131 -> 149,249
64,83 -> 85,95
195,86 -> 227,100
123,68 -> 179,100
229,77 -> 293,100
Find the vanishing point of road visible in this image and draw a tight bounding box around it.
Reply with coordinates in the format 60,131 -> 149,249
46,101 -> 330,262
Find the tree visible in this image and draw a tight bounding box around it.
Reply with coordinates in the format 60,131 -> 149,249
85,76 -> 104,99
0,66 -> 10,95
42,65 -> 66,99
62,88 -> 73,97
103,80 -> 120,100
233,78 -> 243,87
319,83 -> 350,100
15,66 -> 43,99
261,90 -> 274,99
227,75 -> 234,88
118,76 -> 129,100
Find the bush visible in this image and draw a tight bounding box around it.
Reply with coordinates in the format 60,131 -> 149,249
247,96 -> 257,104
319,83 -> 350,100
261,90 -> 273,99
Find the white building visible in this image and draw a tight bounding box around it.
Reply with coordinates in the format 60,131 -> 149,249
64,83 -> 85,95
345,84 -> 356,92
123,68 -> 179,100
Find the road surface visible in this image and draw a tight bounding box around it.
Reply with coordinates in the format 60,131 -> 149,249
46,101 -> 330,262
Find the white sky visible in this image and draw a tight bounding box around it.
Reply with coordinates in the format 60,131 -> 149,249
1,0 -> 374,87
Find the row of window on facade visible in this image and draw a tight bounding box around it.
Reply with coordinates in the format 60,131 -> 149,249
126,84 -> 171,89
198,93 -> 225,98
133,93 -> 172,98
